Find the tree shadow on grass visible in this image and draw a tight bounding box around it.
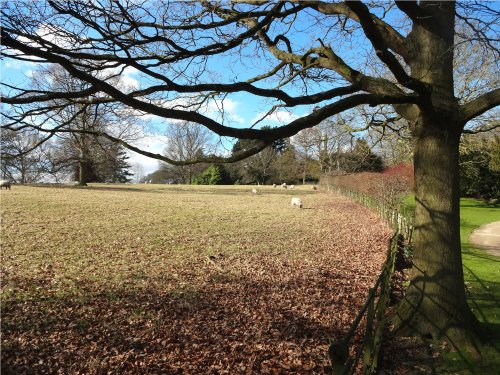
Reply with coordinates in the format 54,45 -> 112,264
463,265 -> 500,342
1,270 -> 367,374
462,246 -> 500,263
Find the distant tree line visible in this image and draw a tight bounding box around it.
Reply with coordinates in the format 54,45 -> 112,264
459,133 -> 500,200
142,121 -> 498,201
1,128 -> 134,184
142,122 -> 384,186
3,115 -> 497,201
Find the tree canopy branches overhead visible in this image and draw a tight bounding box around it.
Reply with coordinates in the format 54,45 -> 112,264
1,0 -> 500,347
1,0 -> 426,164
2,1 -> 496,152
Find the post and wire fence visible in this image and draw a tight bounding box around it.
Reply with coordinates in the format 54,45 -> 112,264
321,183 -> 414,374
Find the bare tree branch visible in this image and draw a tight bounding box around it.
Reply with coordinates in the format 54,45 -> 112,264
2,85 -> 99,105
463,121 -> 500,134
306,1 -> 409,61
395,1 -> 439,33
345,1 -> 427,94
459,87 -> 500,124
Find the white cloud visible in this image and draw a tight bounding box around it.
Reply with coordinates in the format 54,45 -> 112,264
3,60 -> 36,70
250,110 -> 299,126
127,134 -> 169,175
119,74 -> 139,91
131,96 -> 247,127
96,65 -> 140,92
115,66 -> 141,91
207,98 -> 245,125
15,24 -> 79,50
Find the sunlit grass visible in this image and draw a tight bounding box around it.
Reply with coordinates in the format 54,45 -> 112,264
402,195 -> 500,373
1,183 -> 394,372
1,184 -> 321,292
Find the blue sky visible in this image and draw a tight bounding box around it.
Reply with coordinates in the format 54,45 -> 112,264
0,14 -> 318,176
1,57 -> 312,175
0,1 -> 394,176
2,1 -> 498,177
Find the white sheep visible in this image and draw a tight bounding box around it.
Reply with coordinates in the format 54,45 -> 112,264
273,184 -> 276,188
0,180 -> 11,190
282,183 -> 287,189
251,188 -> 258,194
289,185 -> 295,190
291,197 -> 303,208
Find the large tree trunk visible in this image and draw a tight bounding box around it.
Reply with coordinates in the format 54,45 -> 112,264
302,156 -> 307,185
393,2 -> 481,348
393,121 -> 480,348
20,157 -> 26,184
78,148 -> 88,186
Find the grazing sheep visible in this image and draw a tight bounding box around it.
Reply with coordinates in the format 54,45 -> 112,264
0,180 -> 11,190
251,188 -> 258,194
289,185 -> 295,190
291,197 -> 303,208
282,183 -> 287,189
273,184 -> 276,188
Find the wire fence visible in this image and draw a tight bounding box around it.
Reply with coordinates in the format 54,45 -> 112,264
323,185 -> 414,242
322,183 -> 414,374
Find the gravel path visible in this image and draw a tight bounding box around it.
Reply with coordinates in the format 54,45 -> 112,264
469,221 -> 500,257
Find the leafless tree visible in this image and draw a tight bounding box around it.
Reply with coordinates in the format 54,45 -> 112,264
162,121 -> 212,184
131,162 -> 145,184
10,65 -> 144,184
293,127 -> 321,184
312,115 -> 357,173
240,146 -> 279,185
0,128 -> 52,183
2,0 -> 500,348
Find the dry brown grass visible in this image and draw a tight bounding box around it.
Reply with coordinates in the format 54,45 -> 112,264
1,184 -> 391,374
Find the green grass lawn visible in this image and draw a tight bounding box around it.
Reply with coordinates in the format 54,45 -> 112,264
460,199 -> 500,330
403,196 -> 500,374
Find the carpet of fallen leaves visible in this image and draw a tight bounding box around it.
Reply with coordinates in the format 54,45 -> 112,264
1,184 -> 391,374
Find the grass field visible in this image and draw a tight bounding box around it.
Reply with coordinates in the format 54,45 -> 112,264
402,196 -> 500,374
460,199 -> 500,329
1,184 -> 391,374
446,199 -> 500,374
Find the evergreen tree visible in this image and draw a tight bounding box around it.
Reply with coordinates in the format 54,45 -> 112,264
72,143 -> 133,183
460,135 -> 500,200
192,164 -> 222,185
339,139 -> 384,173
110,148 -> 134,183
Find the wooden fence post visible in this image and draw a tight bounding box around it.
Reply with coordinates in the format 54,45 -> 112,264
363,288 -> 376,373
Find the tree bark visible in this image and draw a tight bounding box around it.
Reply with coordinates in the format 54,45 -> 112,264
78,148 -> 88,186
393,2 -> 481,349
20,157 -> 26,184
392,121 -> 481,348
302,155 -> 307,185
